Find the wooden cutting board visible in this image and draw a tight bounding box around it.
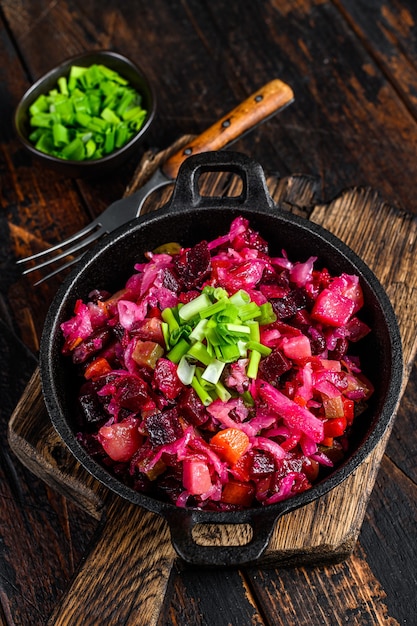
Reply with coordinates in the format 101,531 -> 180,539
8,138 -> 417,625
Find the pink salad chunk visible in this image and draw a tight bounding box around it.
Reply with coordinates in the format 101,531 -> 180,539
61,216 -> 373,510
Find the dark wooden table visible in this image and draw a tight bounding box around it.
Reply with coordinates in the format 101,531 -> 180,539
1,1 -> 417,624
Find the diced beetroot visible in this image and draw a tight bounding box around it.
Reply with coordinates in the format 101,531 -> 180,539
174,240 -> 211,289
282,335 -> 312,361
114,374 -> 153,412
77,432 -> 106,458
301,456 -> 320,482
231,223 -> 268,253
178,289 -> 201,304
220,259 -> 266,292
250,450 -> 275,477
153,358 -> 184,400
78,390 -> 107,425
132,339 -> 164,369
72,328 -> 112,364
145,409 -> 183,447
231,452 -> 252,482
162,267 -> 183,293
291,308 -> 311,328
98,417 -> 142,462
328,337 -> 349,360
178,387 -> 209,426
311,289 -> 356,327
183,458 -> 212,495
345,316 -> 371,342
271,297 -> 297,320
259,283 -> 289,299
258,349 -> 292,382
307,327 -> 327,355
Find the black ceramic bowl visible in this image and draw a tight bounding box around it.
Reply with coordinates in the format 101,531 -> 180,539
40,151 -> 403,566
14,50 -> 156,178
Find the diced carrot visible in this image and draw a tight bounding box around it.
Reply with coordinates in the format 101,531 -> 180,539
84,356 -> 112,380
321,436 -> 334,447
221,480 -> 255,507
294,395 -> 307,407
210,428 -> 250,465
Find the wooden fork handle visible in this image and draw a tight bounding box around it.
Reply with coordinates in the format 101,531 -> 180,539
161,79 -> 294,180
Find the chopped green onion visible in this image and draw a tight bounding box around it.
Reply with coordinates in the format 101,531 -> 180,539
258,302 -> 277,325
246,341 -> 272,356
247,349 -> 262,379
160,286 -> 277,404
177,355 -> 196,385
247,320 -> 260,342
166,338 -> 190,364
214,380 -> 232,402
238,302 -> 261,321
198,298 -> 228,319
179,292 -> 212,321
27,63 -> 147,162
201,359 -> 226,384
187,341 -> 212,366
161,321 -> 170,348
242,390 -> 255,406
189,318 -> 209,342
191,375 -> 213,406
225,323 -> 251,335
52,123 -> 70,146
229,290 -> 251,306
29,94 -> 49,116
162,307 -> 180,334
61,137 -> 85,160
57,76 -> 69,96
219,343 -> 241,362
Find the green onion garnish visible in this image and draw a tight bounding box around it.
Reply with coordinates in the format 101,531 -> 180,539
27,63 -> 148,161
164,288 -> 276,404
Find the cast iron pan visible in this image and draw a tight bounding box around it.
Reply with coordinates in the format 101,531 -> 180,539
40,151 -> 403,566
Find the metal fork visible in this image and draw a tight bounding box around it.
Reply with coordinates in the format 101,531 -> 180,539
17,169 -> 170,285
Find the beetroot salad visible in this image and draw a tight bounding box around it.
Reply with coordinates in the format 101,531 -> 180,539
61,216 -> 373,510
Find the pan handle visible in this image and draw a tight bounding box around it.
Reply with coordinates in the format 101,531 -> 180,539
164,505 -> 288,567
167,150 -> 276,213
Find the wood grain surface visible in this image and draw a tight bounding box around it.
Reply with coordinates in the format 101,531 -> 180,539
1,1 -> 417,624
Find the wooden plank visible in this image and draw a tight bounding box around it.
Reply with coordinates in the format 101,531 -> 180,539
335,0 -> 417,115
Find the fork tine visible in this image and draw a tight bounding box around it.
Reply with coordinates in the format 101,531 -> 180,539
21,227 -> 105,275
32,254 -> 84,286
16,220 -> 99,265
